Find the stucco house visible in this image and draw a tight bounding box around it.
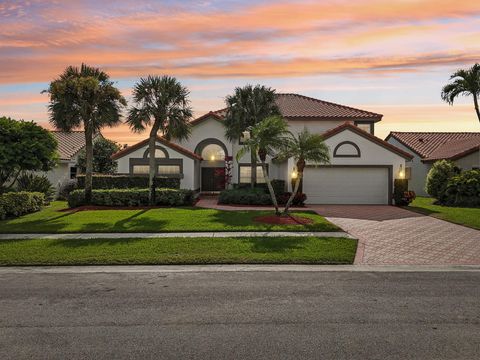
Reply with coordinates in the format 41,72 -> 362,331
112,93 -> 413,204
43,131 -> 102,192
386,132 -> 480,196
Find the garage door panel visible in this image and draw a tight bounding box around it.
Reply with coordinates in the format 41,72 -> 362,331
303,167 -> 389,204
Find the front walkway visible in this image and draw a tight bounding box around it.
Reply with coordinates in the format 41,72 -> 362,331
310,205 -> 480,265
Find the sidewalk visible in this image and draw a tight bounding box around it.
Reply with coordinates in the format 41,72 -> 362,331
0,231 -> 353,240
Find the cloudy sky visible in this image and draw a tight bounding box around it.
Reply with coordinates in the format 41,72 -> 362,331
1,0 -> 479,144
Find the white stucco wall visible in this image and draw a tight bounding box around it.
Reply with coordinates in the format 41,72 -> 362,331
287,120 -> 352,136
456,150 -> 480,170
115,141 -> 197,190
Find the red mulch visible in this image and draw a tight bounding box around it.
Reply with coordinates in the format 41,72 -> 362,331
254,214 -> 313,225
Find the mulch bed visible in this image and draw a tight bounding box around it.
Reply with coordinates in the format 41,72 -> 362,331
254,214 -> 313,225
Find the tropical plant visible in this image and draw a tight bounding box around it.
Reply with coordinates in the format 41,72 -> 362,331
441,63 -> 480,124
77,137 -> 121,174
277,128 -> 330,214
16,173 -> 55,202
224,85 -> 280,187
44,63 -> 126,203
0,117 -> 57,191
425,159 -> 460,199
237,115 -> 290,214
126,75 -> 192,205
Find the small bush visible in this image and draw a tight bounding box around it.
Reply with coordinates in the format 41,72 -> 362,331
16,173 -> 54,202
425,160 -> 460,199
58,179 -> 78,200
67,188 -> 195,208
219,188 -> 272,205
76,174 -> 180,190
276,192 -> 307,206
441,170 -> 480,207
393,179 -> 416,206
0,191 -> 45,219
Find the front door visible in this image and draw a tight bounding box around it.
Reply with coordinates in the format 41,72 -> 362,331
201,167 -> 225,192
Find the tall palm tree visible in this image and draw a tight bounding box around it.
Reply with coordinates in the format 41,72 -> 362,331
127,75 -> 192,205
277,128 -> 330,214
442,63 -> 480,123
224,85 -> 280,188
237,116 -> 290,215
44,63 -> 126,203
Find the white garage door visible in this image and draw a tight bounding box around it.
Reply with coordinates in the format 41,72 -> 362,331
303,167 -> 390,204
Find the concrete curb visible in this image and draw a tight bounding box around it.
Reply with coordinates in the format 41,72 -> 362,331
0,231 -> 354,240
1,264 -> 480,274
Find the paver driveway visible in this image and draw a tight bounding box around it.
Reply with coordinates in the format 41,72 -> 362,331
310,205 -> 480,265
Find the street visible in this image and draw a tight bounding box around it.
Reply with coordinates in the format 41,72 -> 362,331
1,268 -> 480,359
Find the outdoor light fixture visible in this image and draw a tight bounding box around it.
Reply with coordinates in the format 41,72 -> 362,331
210,155 -> 215,161
242,130 -> 251,141
291,169 -> 298,179
399,164 -> 405,179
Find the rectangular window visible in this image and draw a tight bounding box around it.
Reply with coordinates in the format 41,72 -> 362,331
70,166 -> 77,179
239,165 -> 266,184
158,165 -> 181,175
132,165 -> 149,174
355,122 -> 373,134
405,167 -> 412,180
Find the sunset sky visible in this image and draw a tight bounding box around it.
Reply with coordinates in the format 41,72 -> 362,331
1,0 -> 479,144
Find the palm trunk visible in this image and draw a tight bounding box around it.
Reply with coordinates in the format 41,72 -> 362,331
283,171 -> 302,214
148,129 -> 158,206
260,160 -> 280,215
250,152 -> 256,189
473,94 -> 480,123
84,125 -> 93,204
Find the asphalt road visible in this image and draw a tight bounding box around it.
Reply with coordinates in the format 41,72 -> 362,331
1,269 -> 480,359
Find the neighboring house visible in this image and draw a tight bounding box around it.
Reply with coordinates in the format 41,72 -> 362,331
386,132 -> 480,196
112,93 -> 413,204
43,131 -> 103,192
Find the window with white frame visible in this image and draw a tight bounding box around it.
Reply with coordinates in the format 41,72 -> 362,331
132,165 -> 150,174
354,122 -> 373,134
239,165 -> 266,183
158,165 -> 181,175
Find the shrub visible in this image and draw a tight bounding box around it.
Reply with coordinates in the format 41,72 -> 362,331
425,160 -> 460,199
393,179 -> 416,206
16,173 -> 55,202
76,174 -> 180,190
0,191 -> 45,219
276,192 -> 307,206
67,188 -> 195,208
58,179 -> 78,200
219,188 -> 271,205
441,170 -> 480,207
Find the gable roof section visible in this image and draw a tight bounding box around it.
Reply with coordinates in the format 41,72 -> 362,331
51,131 -> 102,161
386,132 -> 480,161
323,122 -> 413,160
111,136 -> 202,161
192,93 -> 382,126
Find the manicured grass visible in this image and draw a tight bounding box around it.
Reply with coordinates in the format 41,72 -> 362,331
0,201 -> 339,233
409,197 -> 480,230
0,236 -> 357,265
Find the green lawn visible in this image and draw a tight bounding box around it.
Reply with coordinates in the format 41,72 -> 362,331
0,201 -> 339,233
409,197 -> 480,230
0,236 -> 357,265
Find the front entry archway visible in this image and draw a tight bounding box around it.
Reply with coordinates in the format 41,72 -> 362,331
195,139 -> 229,192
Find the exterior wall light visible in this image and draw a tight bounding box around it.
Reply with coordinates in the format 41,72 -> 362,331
210,155 -> 215,161
398,164 -> 405,179
291,169 -> 298,179
242,130 -> 251,141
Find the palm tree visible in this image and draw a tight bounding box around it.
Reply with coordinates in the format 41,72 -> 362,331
224,85 -> 280,188
44,63 -> 126,203
442,63 -> 480,124
237,116 -> 290,215
127,75 -> 192,205
277,128 -> 330,214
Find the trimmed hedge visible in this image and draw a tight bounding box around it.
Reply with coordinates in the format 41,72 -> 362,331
425,160 -> 460,199
234,179 -> 286,195
441,170 -> 480,207
0,191 -> 45,220
76,175 -> 180,190
67,188 -> 195,208
16,173 -> 55,202
219,188 -> 307,206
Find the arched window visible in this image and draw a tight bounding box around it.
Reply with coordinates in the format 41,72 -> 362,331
333,141 -> 361,158
143,146 -> 168,159
201,144 -> 225,161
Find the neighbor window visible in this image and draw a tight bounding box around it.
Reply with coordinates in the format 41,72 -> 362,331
69,166 -> 77,179
239,165 -> 266,184
354,122 -> 373,134
158,165 -> 181,175
132,165 -> 149,174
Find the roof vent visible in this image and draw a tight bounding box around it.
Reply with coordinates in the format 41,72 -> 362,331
418,138 -> 425,143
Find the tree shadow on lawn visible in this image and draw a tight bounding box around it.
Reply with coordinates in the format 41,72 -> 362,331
244,237 -> 309,253
405,205 -> 440,216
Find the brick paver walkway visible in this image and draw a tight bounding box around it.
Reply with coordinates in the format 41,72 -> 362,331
310,205 -> 480,265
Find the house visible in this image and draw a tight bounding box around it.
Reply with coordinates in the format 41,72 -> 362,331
386,132 -> 480,196
112,93 -> 413,204
43,131 -> 102,192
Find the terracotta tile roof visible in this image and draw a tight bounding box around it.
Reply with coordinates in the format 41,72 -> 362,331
51,131 -> 102,161
386,132 -> 480,160
190,111 -> 224,126
323,122 -> 413,160
111,136 -> 202,161
194,93 -> 382,125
